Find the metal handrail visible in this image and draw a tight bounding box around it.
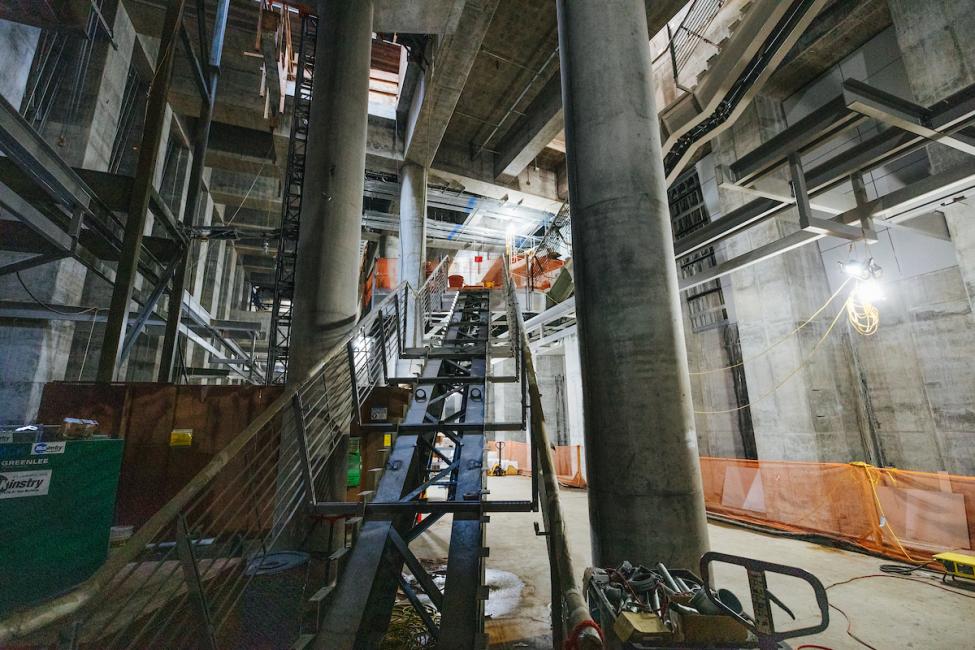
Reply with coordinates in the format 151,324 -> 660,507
652,0 -> 726,90
0,258 -> 452,646
501,261 -> 603,649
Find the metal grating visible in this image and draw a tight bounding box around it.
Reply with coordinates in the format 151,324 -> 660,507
267,14 -> 318,385
669,170 -> 728,332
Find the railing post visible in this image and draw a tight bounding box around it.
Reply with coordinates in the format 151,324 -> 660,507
667,23 -> 680,87
347,339 -> 361,422
292,393 -> 318,505
377,312 -> 389,383
393,292 -> 403,358
175,514 -> 218,650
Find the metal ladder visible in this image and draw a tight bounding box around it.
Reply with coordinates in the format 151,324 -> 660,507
267,13 -> 318,384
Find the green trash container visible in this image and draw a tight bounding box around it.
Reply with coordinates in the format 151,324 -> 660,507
0,437 -> 124,614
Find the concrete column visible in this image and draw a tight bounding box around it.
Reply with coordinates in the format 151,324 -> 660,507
289,0 -> 373,379
398,162 -> 428,290
281,0 -> 372,546
556,0 -> 709,569
563,334 -> 586,452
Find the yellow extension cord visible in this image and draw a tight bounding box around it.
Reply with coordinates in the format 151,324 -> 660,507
693,296 -> 849,415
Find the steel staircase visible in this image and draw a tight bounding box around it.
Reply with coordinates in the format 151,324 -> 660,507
0,260 -> 600,649
308,289 -> 496,648
659,0 -> 831,182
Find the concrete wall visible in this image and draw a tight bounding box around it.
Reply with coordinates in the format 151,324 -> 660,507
550,23 -> 975,474
0,5 -> 252,422
700,95 -> 866,463
884,1 -> 975,473
534,350 -> 569,446
0,20 -> 39,108
678,23 -> 975,474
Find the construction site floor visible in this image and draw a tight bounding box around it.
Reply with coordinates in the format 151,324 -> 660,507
411,476 -> 975,649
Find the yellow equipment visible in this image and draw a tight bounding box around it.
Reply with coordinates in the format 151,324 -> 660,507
934,552 -> 975,580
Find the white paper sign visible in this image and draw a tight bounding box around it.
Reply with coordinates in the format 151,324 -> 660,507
0,470 -> 52,499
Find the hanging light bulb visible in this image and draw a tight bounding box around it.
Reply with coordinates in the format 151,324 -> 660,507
842,260 -> 868,279
854,277 -> 885,303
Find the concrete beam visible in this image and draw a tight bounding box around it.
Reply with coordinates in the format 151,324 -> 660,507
489,0 -> 686,180
493,74 -> 563,179
765,0 -> 892,100
403,0 -> 501,167
374,0 -> 466,34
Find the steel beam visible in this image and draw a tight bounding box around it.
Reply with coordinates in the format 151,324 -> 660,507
0,181 -> 116,283
789,153 -> 862,240
98,0 -> 186,381
0,253 -> 65,278
159,0 -> 230,382
680,159 -> 975,290
0,94 -> 117,232
729,95 -> 864,185
120,252 -> 184,363
842,78 -> 975,156
179,21 -> 211,106
677,86 -> 975,259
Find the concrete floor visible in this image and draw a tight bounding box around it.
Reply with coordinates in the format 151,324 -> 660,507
412,476 -> 975,649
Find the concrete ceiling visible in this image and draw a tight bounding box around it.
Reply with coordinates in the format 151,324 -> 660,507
120,0 -> 896,285
763,0 -> 893,100
438,0 -> 690,182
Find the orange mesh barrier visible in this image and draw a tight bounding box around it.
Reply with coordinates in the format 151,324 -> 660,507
374,258 -> 397,289
554,445 -> 587,489
486,441 -> 588,488
700,457 -> 975,562
480,254 -> 564,289
480,447 -> 972,559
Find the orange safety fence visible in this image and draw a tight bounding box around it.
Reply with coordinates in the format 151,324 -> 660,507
700,457 -> 975,563
480,254 -> 564,290
478,448 -> 973,561
485,440 -> 588,489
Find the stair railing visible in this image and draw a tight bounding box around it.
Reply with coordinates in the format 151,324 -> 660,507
501,261 -> 603,649
0,261 -> 452,648
400,256 -> 452,350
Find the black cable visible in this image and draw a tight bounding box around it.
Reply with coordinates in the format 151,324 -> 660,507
879,561 -> 941,576
16,271 -> 95,316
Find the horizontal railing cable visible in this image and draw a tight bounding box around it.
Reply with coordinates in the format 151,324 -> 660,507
0,259 -> 453,647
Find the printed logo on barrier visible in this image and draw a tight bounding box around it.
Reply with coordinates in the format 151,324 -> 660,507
31,442 -> 66,455
0,470 -> 52,499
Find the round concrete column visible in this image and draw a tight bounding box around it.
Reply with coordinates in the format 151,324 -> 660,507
556,0 -> 710,569
398,161 -> 428,291
289,0 -> 373,381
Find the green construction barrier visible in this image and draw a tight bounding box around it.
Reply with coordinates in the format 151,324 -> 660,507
0,438 -> 124,614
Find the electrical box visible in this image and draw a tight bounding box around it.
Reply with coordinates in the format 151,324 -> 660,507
0,437 -> 124,613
